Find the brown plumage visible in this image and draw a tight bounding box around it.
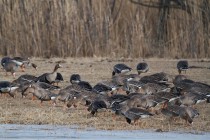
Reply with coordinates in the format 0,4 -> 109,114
36,63 -> 62,84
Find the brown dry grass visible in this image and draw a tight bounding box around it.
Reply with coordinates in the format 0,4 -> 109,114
0,0 -> 210,58
0,57 -> 210,132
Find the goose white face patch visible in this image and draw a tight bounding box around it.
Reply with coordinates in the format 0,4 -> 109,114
51,97 -> 56,100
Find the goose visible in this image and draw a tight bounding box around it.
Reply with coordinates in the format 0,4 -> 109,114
66,92 -> 87,108
140,72 -> 173,84
12,57 -> 30,72
109,94 -> 130,104
177,60 -> 188,74
161,102 -> 199,124
11,74 -> 38,97
136,62 -> 149,75
35,63 -> 62,84
154,91 -> 180,103
25,83 -> 58,106
1,56 -> 12,67
3,60 -> 19,78
110,101 -> 153,124
128,94 -> 166,110
92,83 -> 113,95
173,75 -> 210,96
70,74 -> 81,84
175,91 -> 207,106
87,100 -> 108,116
123,80 -> 144,94
123,108 -> 153,124
70,74 -> 92,91
12,74 -> 37,86
95,80 -> 121,95
112,63 -> 132,76
88,94 -> 130,115
138,83 -> 170,95
60,84 -> 99,107
56,88 -> 82,108
0,81 -> 19,97
109,74 -> 140,94
173,75 -> 188,85
53,72 -> 64,86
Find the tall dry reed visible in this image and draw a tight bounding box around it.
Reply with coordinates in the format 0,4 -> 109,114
0,0 -> 209,58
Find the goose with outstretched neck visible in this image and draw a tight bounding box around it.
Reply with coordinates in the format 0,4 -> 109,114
35,63 -> 62,85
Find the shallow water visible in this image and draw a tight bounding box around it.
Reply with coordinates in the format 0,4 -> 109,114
0,124 -> 209,140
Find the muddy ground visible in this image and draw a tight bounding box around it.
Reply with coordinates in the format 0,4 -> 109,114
0,57 -> 210,132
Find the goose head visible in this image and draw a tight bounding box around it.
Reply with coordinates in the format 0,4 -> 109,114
53,63 -> 62,72
70,74 -> 81,84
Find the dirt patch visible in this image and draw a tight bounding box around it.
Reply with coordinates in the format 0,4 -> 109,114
0,57 -> 210,131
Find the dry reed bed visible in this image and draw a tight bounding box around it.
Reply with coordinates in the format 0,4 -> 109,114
0,57 -> 210,131
0,0 -> 210,58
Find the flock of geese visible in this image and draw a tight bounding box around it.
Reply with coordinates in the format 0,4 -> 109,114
0,57 -> 210,125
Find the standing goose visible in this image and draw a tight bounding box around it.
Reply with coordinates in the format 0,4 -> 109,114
112,63 -> 132,76
136,62 -> 149,75
36,63 -> 62,84
177,60 -> 189,74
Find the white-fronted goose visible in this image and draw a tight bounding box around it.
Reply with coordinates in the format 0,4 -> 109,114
140,72 -> 173,84
123,80 -> 144,94
3,60 -> 19,78
70,74 -> 92,91
177,60 -> 189,74
92,83 -> 113,95
87,100 -> 108,116
154,91 -> 180,103
136,62 -> 149,75
0,81 -> 19,97
1,56 -> 12,67
123,108 -> 153,124
161,102 -> 199,124
112,63 -> 132,76
25,83 -> 58,106
175,91 -> 207,106
12,74 -> 37,86
56,88 -> 82,108
138,83 -> 170,95
110,101 -> 153,124
36,63 -> 62,84
70,74 -> 81,84
12,57 -> 30,72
